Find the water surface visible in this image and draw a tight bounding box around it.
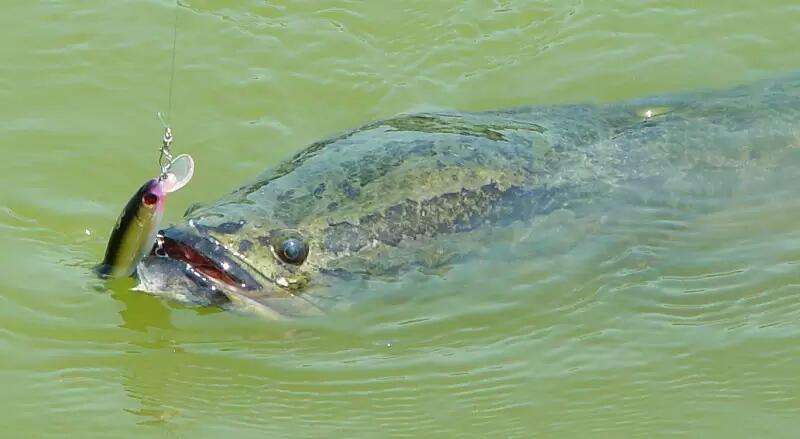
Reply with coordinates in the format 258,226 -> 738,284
2,1 -> 800,437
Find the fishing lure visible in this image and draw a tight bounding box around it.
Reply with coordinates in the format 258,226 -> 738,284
99,1 -> 187,279
97,128 -> 193,278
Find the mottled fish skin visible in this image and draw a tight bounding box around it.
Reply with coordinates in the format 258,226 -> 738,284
137,73 -> 800,317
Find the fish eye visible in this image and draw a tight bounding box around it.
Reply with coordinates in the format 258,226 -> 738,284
142,192 -> 159,207
277,237 -> 308,265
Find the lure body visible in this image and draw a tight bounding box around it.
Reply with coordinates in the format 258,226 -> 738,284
97,179 -> 166,278
97,153 -> 193,279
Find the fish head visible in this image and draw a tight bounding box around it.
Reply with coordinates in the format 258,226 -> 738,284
135,207 -> 338,318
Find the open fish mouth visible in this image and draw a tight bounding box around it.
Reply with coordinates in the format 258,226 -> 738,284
154,228 -> 260,290
136,227 -> 261,306
136,228 -> 327,318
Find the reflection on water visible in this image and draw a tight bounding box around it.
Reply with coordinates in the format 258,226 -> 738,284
111,286 -> 176,333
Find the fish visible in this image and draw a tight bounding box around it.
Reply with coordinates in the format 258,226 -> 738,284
134,73 -> 800,318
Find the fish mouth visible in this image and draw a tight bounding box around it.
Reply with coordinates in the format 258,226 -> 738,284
136,227 -> 328,318
136,227 -> 261,306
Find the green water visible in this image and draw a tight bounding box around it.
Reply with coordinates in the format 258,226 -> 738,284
2,1 -> 800,437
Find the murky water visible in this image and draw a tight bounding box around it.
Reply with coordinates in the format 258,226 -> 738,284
2,1 -> 800,437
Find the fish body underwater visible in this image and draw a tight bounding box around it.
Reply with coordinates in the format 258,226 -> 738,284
134,73 -> 800,318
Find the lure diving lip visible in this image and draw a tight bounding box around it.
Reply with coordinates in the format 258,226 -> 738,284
97,154 -> 194,279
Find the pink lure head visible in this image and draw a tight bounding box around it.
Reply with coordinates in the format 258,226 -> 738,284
141,179 -> 168,213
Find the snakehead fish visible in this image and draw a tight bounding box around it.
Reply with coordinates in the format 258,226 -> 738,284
132,73 -> 800,318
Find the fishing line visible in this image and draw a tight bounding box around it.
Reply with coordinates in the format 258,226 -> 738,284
158,0 -> 181,178
166,0 -> 179,121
